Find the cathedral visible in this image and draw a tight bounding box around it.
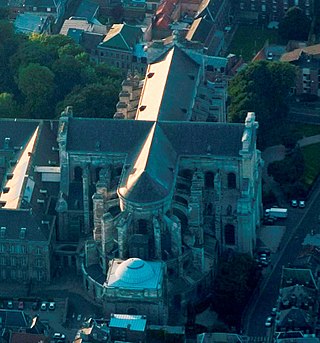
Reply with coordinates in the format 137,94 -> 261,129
55,46 -> 263,324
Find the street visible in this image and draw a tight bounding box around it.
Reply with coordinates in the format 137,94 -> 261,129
245,182 -> 320,337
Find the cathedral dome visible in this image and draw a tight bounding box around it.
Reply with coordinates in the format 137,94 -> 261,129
115,258 -> 155,284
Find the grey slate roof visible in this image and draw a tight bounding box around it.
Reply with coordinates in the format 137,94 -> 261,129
0,209 -> 49,241
65,47 -> 247,205
66,118 -> 154,153
74,0 -> 99,21
0,310 -> 31,329
66,118 -> 244,204
151,47 -> 200,121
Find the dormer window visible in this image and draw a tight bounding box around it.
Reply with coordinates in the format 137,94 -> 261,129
0,227 -> 6,238
20,227 -> 26,239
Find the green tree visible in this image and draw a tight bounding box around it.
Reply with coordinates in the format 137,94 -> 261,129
268,148 -> 305,185
228,61 -> 297,146
17,63 -> 55,118
0,20 -> 24,93
57,83 -> 120,118
212,252 -> 260,326
0,93 -> 19,117
52,55 -> 84,100
279,7 -> 311,41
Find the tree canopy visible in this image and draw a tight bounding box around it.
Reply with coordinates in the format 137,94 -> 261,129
279,6 -> 311,41
212,252 -> 260,327
0,21 -> 123,119
228,60 -> 297,146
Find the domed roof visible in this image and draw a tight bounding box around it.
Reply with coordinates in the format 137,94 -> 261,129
115,258 -> 155,284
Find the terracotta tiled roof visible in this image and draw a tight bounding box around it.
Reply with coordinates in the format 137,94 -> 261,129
281,44 -> 320,62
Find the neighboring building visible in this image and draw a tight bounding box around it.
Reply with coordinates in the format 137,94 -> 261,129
121,0 -> 146,21
234,0 -> 312,23
14,13 -> 52,34
280,44 -> 320,97
109,314 -> 147,342
0,310 -> 46,334
23,0 -> 71,24
274,266 -> 319,335
73,0 -> 99,22
59,18 -> 106,60
56,49 -> 262,324
194,0 -> 231,31
10,332 -> 50,343
97,23 -> 146,74
0,120 -> 59,283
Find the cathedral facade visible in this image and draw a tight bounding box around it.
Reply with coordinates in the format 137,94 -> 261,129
56,47 -> 263,324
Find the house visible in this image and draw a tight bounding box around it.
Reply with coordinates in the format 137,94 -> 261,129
109,314 -> 147,342
274,266 -> 319,335
234,0 -> 312,23
0,120 -> 59,283
280,44 -> 320,97
14,13 -> 52,34
97,23 -> 145,74
59,18 -> 106,60
23,0 -> 71,24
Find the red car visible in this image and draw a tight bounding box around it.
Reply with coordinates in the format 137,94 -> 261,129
18,301 -> 24,310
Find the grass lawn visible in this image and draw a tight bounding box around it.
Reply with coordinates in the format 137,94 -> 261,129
290,123 -> 320,138
259,122 -> 320,149
228,24 -> 280,62
301,143 -> 320,186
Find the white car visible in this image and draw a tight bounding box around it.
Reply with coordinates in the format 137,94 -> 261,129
40,302 -> 47,311
265,316 -> 273,327
291,200 -> 298,207
299,200 -> 305,208
49,302 -> 55,310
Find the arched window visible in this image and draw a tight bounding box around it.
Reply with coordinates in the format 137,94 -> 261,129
138,219 -> 148,234
205,171 -> 214,189
95,167 -> 102,183
228,173 -> 236,189
179,169 -> 193,180
225,224 -> 235,245
74,166 -> 83,182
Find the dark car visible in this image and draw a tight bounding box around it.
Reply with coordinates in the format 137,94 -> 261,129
32,301 -> 40,310
263,216 -> 275,225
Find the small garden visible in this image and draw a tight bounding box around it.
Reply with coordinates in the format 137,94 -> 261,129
268,141 -> 320,199
227,24 -> 280,62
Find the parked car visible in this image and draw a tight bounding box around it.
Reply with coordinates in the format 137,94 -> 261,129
263,216 -> 275,225
49,302 -> 56,310
18,301 -> 24,310
271,307 -> 277,316
40,302 -> 47,311
291,199 -> 298,207
7,300 -> 13,309
299,200 -> 305,208
32,301 -> 39,310
53,332 -> 66,342
265,316 -> 273,327
77,314 -> 82,321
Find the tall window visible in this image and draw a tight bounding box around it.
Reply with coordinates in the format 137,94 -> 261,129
74,166 -> 83,182
205,171 -> 214,189
228,173 -> 236,189
225,224 -> 235,245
